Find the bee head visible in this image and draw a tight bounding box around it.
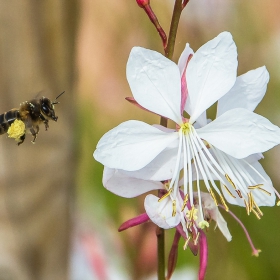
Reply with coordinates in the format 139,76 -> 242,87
41,97 -> 58,121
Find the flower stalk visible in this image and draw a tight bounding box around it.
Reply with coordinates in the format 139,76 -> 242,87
165,0 -> 187,59
136,0 -> 167,50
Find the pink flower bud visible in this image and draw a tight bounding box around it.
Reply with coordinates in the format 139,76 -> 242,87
136,0 -> 150,8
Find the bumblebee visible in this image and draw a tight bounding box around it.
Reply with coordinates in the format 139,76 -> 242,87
0,91 -> 64,145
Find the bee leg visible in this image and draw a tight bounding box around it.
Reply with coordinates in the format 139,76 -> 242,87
30,127 -> 38,144
43,120 -> 49,131
39,113 -> 49,131
35,125 -> 40,134
18,134 -> 26,146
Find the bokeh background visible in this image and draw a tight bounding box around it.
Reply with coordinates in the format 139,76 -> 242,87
0,0 -> 280,280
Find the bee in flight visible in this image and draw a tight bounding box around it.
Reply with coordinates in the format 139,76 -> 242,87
0,91 -> 64,145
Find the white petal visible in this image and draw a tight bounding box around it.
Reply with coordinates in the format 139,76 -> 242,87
103,167 -> 163,198
217,66 -> 269,116
127,47 -> 182,123
94,120 -> 179,171
120,145 -> 179,181
144,194 -> 180,229
194,111 -> 207,128
197,108 -> 280,159
185,32 -> 238,123
215,211 -> 232,241
178,43 -> 194,75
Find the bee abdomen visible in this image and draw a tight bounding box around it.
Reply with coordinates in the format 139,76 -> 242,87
0,110 -> 20,135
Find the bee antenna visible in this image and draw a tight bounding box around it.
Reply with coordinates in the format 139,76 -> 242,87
52,91 -> 65,105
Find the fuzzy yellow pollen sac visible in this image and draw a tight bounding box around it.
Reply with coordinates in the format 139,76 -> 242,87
198,220 -> 209,229
7,120 -> 25,141
277,200 -> 280,206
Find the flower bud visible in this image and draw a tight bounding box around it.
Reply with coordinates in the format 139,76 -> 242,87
136,0 -> 150,8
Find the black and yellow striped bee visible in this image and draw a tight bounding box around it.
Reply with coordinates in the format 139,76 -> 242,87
0,92 -> 64,145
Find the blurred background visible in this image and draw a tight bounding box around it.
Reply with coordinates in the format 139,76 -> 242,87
0,0 -> 280,279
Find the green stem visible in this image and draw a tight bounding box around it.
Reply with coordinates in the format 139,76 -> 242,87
165,0 -> 184,59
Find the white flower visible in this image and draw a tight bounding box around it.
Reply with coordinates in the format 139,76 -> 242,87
94,32 -> 280,238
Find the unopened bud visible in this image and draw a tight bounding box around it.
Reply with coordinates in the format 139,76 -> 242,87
136,0 -> 150,8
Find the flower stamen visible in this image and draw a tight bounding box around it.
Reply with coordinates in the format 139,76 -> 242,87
172,200 -> 177,217
186,205 -> 198,221
251,208 -> 261,220
248,184 -> 271,196
222,184 -> 236,198
248,192 -> 254,212
183,236 -> 191,250
225,173 -> 237,189
181,194 -> 189,212
194,231 -> 200,245
236,189 -> 243,198
158,187 -> 173,202
209,187 -> 218,206
244,199 -> 250,215
253,200 -> 263,217
219,195 -> 229,212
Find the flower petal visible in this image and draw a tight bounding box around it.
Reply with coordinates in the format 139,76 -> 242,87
144,194 -> 180,229
178,43 -> 194,76
217,66 -> 269,116
185,32 -> 238,123
120,145 -> 179,181
103,167 -> 163,198
127,47 -> 182,123
94,120 -> 179,171
196,108 -> 280,159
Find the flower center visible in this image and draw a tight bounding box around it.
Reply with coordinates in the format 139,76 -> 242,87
180,122 -> 192,135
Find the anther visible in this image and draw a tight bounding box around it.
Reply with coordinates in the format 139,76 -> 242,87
236,189 -> 243,198
248,192 -> 254,212
181,194 -> 189,212
222,184 -> 236,198
183,236 -> 191,250
158,187 -> 173,202
225,174 -> 236,189
248,184 -> 271,196
209,188 -> 218,206
220,195 -> 229,212
194,232 -> 200,245
251,208 -> 261,220
172,200 -> 177,217
253,200 -> 263,217
244,199 -> 250,215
